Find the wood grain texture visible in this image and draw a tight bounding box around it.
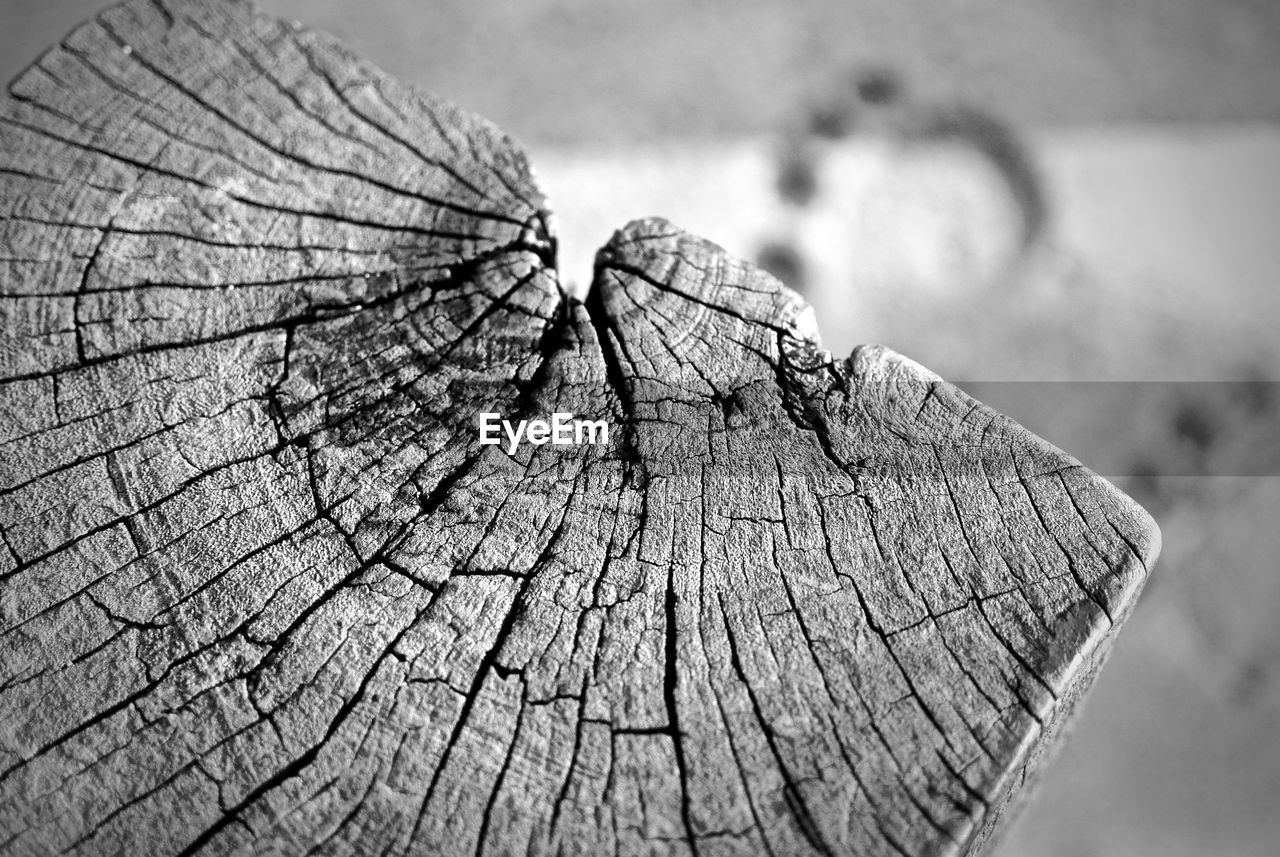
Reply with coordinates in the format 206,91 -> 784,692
0,1 -> 1160,855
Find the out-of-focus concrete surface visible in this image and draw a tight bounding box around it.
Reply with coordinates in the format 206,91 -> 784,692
536,128 -> 1280,381
4,0 -> 1280,142
4,2 -> 1279,854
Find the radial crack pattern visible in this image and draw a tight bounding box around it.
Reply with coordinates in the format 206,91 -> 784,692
0,2 -> 1158,856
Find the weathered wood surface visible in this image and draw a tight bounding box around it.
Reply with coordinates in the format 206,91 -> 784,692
0,2 -> 1160,855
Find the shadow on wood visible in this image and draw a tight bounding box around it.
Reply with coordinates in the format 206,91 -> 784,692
0,1 -> 1159,855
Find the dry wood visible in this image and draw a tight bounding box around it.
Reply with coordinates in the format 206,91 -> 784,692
0,2 -> 1159,855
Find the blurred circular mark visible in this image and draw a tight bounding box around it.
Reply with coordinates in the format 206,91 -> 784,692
855,69 -> 901,106
776,145 -> 818,206
756,240 -> 807,293
1172,398 -> 1219,454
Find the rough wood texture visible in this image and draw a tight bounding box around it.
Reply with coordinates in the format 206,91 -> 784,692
0,2 -> 1160,855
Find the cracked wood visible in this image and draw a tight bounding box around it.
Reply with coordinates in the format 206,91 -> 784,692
0,1 -> 1160,855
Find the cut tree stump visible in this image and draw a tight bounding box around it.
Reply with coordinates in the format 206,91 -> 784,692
0,2 -> 1159,855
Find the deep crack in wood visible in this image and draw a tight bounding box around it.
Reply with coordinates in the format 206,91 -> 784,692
0,2 -> 1160,855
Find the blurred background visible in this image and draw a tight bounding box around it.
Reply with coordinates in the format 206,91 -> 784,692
4,1 -> 1279,854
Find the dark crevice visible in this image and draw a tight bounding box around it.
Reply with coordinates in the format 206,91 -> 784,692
719,595 -> 834,857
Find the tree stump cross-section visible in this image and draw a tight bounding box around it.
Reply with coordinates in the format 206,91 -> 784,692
0,2 -> 1160,855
